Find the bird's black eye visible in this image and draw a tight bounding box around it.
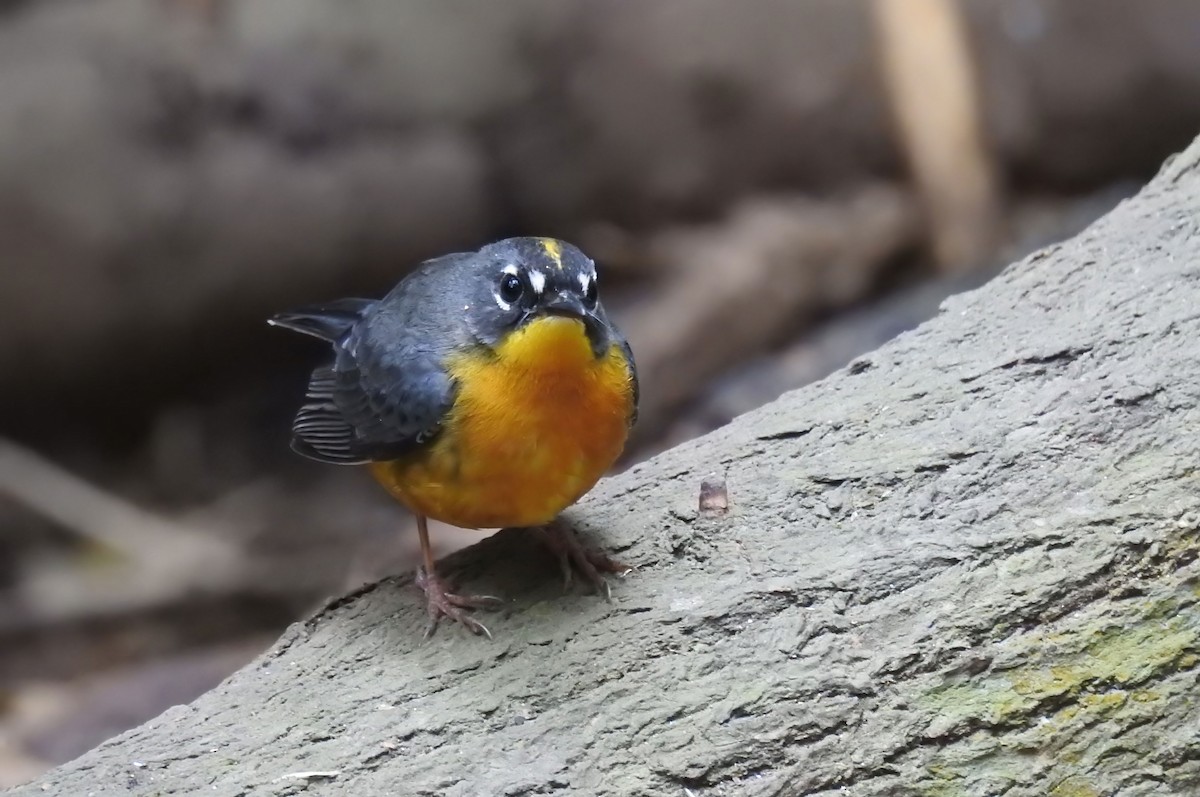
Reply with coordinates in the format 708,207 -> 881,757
499,273 -> 524,304
584,276 -> 598,308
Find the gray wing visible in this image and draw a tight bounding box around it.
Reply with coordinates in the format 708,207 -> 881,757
290,264 -> 465,464
617,335 -> 640,428
290,328 -> 454,465
595,300 -> 639,429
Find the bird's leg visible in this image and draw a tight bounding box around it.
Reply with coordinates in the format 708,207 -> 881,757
538,520 -> 631,601
414,515 -> 503,639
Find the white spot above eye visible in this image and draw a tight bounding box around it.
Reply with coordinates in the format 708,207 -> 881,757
578,272 -> 592,294
501,263 -> 521,277
528,269 -> 546,294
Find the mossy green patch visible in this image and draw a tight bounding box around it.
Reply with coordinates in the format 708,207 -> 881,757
924,594 -> 1198,731
917,589 -> 1198,795
1048,776 -> 1100,797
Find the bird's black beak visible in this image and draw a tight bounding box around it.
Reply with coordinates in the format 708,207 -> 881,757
540,294 -> 588,320
534,293 -> 608,356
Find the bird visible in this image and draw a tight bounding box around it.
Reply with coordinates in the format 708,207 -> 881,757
269,237 -> 639,637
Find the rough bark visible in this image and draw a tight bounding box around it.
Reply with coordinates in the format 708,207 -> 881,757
10,141 -> 1200,797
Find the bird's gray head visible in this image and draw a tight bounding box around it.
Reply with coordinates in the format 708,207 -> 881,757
461,237 -> 613,356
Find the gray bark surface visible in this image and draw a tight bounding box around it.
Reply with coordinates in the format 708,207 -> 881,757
11,139 -> 1200,797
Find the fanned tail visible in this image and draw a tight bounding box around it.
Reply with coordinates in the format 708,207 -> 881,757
268,297 -> 375,342
289,366 -> 369,464
270,297 -> 376,464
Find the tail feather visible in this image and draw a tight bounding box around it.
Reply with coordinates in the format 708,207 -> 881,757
288,366 -> 369,464
268,297 -> 375,342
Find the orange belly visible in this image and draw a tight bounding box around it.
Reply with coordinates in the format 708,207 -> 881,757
369,317 -> 635,529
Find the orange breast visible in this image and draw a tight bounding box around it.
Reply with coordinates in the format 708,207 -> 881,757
369,317 -> 635,529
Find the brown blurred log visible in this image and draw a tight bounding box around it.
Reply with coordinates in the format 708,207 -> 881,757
1,0 -> 1199,421
0,438 -> 231,569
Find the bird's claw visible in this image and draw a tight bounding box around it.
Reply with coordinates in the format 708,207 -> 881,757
539,524 -> 631,601
416,566 -> 503,639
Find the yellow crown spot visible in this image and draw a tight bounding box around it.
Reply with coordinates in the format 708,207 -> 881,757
540,237 -> 564,270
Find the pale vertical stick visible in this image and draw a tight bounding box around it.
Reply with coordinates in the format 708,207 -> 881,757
873,0 -> 1003,272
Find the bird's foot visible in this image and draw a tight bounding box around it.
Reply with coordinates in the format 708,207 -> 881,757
415,566 -> 504,639
538,523 -> 632,601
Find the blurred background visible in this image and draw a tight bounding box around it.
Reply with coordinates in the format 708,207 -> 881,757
2,0 -> 1198,784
